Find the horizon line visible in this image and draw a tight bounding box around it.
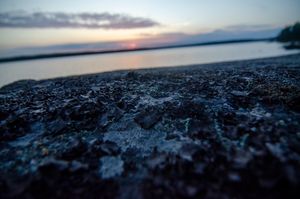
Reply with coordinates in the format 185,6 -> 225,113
0,38 -> 274,63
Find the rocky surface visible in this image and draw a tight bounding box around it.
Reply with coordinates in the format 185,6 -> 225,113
0,54 -> 300,199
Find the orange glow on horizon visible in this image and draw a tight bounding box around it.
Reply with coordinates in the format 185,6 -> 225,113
127,43 -> 138,49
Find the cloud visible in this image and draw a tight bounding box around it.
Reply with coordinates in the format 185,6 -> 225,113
224,24 -> 277,31
0,11 -> 160,29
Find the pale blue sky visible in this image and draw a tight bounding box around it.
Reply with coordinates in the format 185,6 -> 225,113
0,0 -> 299,49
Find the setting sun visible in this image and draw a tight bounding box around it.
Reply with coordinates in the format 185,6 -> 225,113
127,43 -> 138,49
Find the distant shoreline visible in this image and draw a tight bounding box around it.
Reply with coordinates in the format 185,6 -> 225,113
0,38 -> 272,63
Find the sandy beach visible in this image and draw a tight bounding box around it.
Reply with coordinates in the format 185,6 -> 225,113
1,54 -> 300,198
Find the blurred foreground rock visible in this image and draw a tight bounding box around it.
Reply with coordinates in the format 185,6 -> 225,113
1,54 -> 300,199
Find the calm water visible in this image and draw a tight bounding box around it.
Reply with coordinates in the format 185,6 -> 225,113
0,41 -> 299,87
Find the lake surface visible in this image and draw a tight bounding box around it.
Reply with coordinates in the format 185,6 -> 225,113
0,41 -> 299,87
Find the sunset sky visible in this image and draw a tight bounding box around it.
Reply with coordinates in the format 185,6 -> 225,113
0,0 -> 299,53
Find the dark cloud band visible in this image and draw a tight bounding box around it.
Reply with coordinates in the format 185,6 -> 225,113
0,11 -> 160,29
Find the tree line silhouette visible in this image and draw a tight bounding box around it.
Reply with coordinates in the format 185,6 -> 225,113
277,22 -> 299,41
